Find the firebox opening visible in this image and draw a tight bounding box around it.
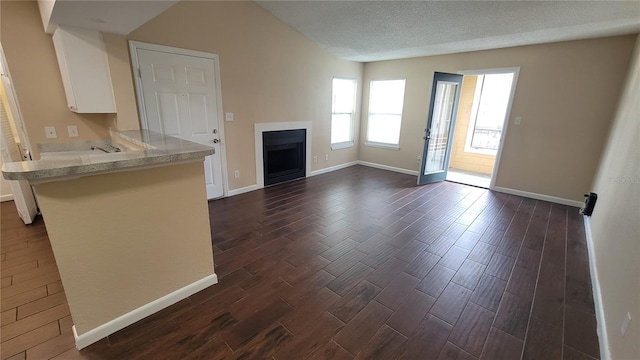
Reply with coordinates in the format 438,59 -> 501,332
263,129 -> 306,186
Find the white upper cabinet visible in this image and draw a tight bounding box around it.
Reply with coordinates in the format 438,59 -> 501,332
52,26 -> 116,113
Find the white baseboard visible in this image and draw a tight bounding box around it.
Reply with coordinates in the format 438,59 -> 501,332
227,162 -> 360,197
583,217 -> 610,360
309,161 -> 358,177
227,184 -> 260,197
491,186 -> 583,207
73,273 -> 218,350
357,161 -> 419,176
0,194 -> 14,202
226,160 -> 418,197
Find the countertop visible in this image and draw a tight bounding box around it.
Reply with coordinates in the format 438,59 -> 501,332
1,129 -> 214,182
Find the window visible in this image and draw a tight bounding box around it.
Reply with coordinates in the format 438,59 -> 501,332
366,79 -> 406,148
331,78 -> 357,149
465,73 -> 514,155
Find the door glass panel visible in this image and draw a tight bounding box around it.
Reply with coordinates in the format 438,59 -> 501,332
424,81 -> 458,175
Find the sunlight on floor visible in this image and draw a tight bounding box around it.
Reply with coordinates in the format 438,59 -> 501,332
446,168 -> 491,188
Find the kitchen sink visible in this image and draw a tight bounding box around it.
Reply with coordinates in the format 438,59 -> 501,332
38,139 -> 144,159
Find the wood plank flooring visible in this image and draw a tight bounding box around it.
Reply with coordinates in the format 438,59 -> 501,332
0,165 -> 600,359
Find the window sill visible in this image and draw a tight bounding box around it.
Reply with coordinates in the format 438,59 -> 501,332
463,146 -> 498,156
331,141 -> 354,150
365,141 -> 400,150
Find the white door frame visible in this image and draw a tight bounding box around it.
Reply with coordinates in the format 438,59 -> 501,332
128,41 -> 229,197
456,67 -> 520,190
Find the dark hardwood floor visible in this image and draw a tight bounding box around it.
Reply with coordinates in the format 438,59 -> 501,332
0,165 -> 600,359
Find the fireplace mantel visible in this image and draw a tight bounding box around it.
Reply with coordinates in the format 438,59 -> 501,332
254,121 -> 312,188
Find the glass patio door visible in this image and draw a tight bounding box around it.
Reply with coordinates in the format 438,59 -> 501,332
418,72 -> 463,185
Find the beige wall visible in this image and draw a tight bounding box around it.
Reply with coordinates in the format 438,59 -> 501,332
589,34 -> 640,360
103,33 -> 141,131
34,162 -> 215,334
128,1 -> 363,191
361,36 -> 636,201
449,75 -> 496,175
0,1 -> 140,159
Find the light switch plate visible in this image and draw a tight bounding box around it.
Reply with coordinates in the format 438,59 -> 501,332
67,125 -> 78,137
515,117 -> 522,125
45,126 -> 57,139
225,112 -> 234,122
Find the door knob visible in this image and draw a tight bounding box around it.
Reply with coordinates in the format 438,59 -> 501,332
211,139 -> 220,144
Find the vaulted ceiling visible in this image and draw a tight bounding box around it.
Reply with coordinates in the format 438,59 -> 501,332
44,0 -> 640,62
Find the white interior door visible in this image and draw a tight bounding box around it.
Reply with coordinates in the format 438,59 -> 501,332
1,45 -> 37,224
135,48 -> 224,199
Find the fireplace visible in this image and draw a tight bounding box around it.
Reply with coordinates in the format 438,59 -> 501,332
262,129 -> 306,186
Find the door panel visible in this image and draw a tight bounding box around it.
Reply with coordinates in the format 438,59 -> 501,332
418,72 -> 463,185
187,93 -> 209,135
152,64 -> 176,83
137,48 -> 224,199
156,92 -> 181,135
186,67 -> 206,85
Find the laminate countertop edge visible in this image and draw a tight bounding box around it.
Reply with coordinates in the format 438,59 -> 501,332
1,129 -> 214,182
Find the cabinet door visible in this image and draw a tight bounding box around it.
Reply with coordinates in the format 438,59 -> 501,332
52,26 -> 116,113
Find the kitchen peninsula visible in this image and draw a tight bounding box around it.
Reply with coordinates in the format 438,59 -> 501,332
2,129 -> 217,349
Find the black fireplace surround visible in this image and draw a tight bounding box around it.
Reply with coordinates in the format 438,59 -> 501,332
263,129 -> 306,186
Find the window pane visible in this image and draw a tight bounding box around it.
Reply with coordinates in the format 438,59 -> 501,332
367,114 -> 401,144
425,82 -> 457,174
470,129 -> 502,150
470,73 -> 512,150
369,80 -> 405,114
331,78 -> 356,145
331,114 -> 352,144
367,79 -> 405,145
333,79 -> 356,113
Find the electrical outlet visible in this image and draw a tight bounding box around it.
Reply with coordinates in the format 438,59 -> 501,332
67,125 -> 78,137
234,170 -> 240,179
313,156 -> 318,163
325,154 -> 329,161
44,126 -> 57,139
621,312 -> 632,335
417,155 -> 422,163
515,116 -> 522,125
225,112 -> 234,122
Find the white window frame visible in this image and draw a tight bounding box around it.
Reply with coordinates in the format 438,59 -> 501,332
330,78 -> 357,150
365,78 -> 406,150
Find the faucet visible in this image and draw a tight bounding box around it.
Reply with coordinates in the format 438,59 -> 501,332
90,146 -> 110,153
90,145 -> 121,153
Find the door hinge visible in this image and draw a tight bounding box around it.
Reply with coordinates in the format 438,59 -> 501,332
137,68 -> 142,78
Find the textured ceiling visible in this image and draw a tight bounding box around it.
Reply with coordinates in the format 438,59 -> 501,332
256,1 -> 640,62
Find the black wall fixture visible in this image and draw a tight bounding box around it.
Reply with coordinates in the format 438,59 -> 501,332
580,192 -> 598,216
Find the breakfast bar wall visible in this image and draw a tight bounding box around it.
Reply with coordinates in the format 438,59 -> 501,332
1,130 -> 218,349
34,162 -> 216,348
